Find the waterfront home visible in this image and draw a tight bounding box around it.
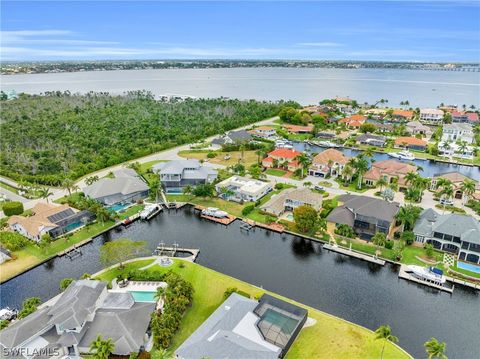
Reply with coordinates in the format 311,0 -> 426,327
419,108 -> 444,125
308,148 -> 350,178
84,168 -> 149,206
405,120 -> 432,138
355,133 -> 387,147
211,129 -> 253,146
339,114 -> 366,129
282,124 -> 314,134
413,209 -> 480,264
249,126 -> 277,139
0,246 -> 12,264
153,159 -> 217,194
216,176 -> 272,202
326,194 -> 400,239
451,111 -> 479,124
365,108 -> 387,120
0,280 -> 155,358
260,187 -> 323,216
437,141 -> 475,159
391,109 -> 415,122
315,130 -> 336,139
363,159 -> 417,191
430,172 -> 480,200
175,293 -> 307,359
394,136 -> 428,151
7,203 -> 94,241
262,148 -> 302,172
441,123 -> 474,144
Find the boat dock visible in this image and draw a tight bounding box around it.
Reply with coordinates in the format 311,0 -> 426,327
254,222 -> 285,233
58,246 -> 82,259
155,244 -> 200,262
194,205 -> 237,225
322,243 -> 386,265
144,206 -> 163,220
398,265 -> 454,293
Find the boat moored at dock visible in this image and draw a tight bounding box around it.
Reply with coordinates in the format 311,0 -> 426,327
201,207 -> 229,218
406,265 -> 446,285
388,150 -> 416,161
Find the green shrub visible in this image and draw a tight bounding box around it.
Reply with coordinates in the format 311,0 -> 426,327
207,152 -> 217,159
401,231 -> 415,245
334,224 -> 355,238
17,297 -> 41,319
0,231 -> 30,251
242,204 -> 255,216
0,320 -> 9,330
385,240 -> 394,250
60,278 -> 74,291
224,287 -> 238,299
3,201 -> 24,216
274,183 -> 285,190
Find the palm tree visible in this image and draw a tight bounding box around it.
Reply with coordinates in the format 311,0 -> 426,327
342,165 -> 353,185
38,187 -> 53,203
255,149 -> 265,164
239,144 -> 246,163
155,348 -> 174,359
61,177 -> 75,196
85,175 -> 99,186
395,205 -> 418,231
375,325 -> 398,359
376,177 -> 388,192
155,286 -> 166,302
404,171 -> 418,187
363,147 -> 374,159
424,338 -> 447,359
149,179 -> 161,203
440,186 -> 454,214
348,154 -> 369,190
295,153 -> 311,179
460,179 -> 476,204
89,335 -> 115,359
182,185 -> 193,195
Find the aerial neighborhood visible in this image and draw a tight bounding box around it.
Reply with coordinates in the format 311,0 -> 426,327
1,94 -> 479,359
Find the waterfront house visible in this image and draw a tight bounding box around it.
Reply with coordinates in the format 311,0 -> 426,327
438,141 -> 475,159
451,111 -> 479,124
413,209 -> 480,264
430,172 -> 479,200
153,159 -> 217,194
260,187 -> 323,216
355,134 -> 387,147
441,123 -> 474,144
216,176 -> 272,202
308,149 -> 350,178
326,194 -> 400,239
405,120 -> 432,138
315,131 -> 336,139
211,129 -> 253,146
339,114 -> 366,129
262,148 -> 302,172
282,124 -> 314,134
0,280 -> 155,358
7,203 -> 94,241
363,159 -> 417,191
84,168 -> 149,205
391,109 -> 415,122
249,126 -> 277,139
419,108 -> 444,125
394,136 -> 428,151
175,293 -> 307,359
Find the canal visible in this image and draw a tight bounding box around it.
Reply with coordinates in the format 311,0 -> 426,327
293,141 -> 480,181
1,207 -> 479,358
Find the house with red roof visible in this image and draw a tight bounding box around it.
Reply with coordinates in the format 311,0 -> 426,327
394,136 -> 428,151
391,110 -> 414,121
451,111 -> 479,124
339,114 -> 366,129
262,148 -> 302,172
282,124 -> 314,134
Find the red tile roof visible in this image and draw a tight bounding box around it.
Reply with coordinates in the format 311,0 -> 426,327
283,124 -> 314,133
268,148 -> 302,159
392,110 -> 414,118
394,137 -> 427,146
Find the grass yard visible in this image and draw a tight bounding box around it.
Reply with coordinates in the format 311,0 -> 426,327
334,178 -> 370,193
178,150 -> 260,167
400,246 -> 443,266
265,168 -> 288,177
95,259 -> 410,359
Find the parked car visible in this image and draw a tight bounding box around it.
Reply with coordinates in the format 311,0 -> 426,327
440,198 -> 454,206
314,185 -> 324,191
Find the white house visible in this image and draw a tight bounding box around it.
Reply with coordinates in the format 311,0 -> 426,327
419,108 -> 444,124
216,176 -> 272,202
441,123 -> 474,144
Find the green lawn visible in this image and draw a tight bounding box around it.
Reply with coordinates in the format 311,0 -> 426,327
334,178 -> 369,193
400,246 -> 443,266
265,168 -> 287,176
95,259 -> 410,359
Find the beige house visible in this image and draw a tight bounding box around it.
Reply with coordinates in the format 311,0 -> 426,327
430,172 -> 480,200
405,121 -> 432,138
260,188 -> 323,216
363,160 -> 417,191
308,149 -> 350,178
420,108 -> 444,124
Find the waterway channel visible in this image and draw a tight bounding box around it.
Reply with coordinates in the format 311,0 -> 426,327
1,207 -> 479,357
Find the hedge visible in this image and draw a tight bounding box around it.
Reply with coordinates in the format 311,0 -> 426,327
3,201 -> 24,216
0,231 -> 30,251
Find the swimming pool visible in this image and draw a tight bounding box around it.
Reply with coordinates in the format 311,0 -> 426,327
262,308 -> 298,335
457,261 -> 480,274
108,203 -> 131,212
128,291 -> 157,303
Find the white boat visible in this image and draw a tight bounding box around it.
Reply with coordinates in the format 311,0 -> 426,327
388,150 -> 415,161
201,207 -> 229,218
0,307 -> 17,321
317,140 -> 339,148
140,204 -> 160,220
275,139 -> 293,149
406,265 -> 446,285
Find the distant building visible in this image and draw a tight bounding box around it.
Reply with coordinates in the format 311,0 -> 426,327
153,159 -> 217,194
355,134 -> 387,147
282,124 -> 314,134
249,126 -> 277,139
441,123 -> 474,144
7,202 -> 94,241
308,149 -> 350,178
211,130 -> 253,146
391,109 -> 415,121
326,194 -> 400,239
451,111 -> 479,124
363,159 -> 417,191
84,168 -> 149,205
339,114 -> 366,128
394,136 -> 428,151
0,280 -> 155,357
175,293 -> 307,359
216,176 -> 272,202
419,108 -> 444,124
430,172 -> 479,200
405,121 -> 432,138
260,187 -> 323,216
413,209 -> 480,264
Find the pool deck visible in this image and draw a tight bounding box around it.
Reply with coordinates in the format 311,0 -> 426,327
323,243 -> 386,266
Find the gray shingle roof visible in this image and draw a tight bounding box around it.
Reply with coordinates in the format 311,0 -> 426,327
153,160 -> 217,180
327,195 -> 400,224
83,168 -> 149,200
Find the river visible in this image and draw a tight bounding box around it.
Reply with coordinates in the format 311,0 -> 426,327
294,142 -> 480,181
1,207 -> 478,358
2,67 -> 479,107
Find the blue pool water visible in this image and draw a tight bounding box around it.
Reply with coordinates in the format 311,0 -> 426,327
263,308 -> 298,335
64,221 -> 83,232
129,291 -> 157,303
457,261 -> 480,274
108,203 -> 130,212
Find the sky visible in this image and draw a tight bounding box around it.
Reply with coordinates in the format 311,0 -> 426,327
1,1 -> 479,62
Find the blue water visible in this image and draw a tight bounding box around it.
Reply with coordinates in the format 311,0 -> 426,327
457,261 -> 480,274
129,291 -> 157,302
263,308 -> 298,335
108,203 -> 130,212
64,221 -> 83,232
